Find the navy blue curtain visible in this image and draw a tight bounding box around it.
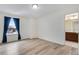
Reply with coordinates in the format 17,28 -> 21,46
2,16 -> 11,43
13,18 -> 21,40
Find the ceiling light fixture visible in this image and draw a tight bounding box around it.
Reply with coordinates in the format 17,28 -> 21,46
32,4 -> 38,9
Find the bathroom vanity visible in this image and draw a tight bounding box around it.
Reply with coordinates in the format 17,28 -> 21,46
65,32 -> 78,43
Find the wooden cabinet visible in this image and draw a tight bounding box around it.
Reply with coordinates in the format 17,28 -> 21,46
65,32 -> 78,43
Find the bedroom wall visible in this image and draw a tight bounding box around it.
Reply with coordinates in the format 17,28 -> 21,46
0,16 -> 4,43
38,10 -> 65,45
30,17 -> 39,38
20,17 -> 31,39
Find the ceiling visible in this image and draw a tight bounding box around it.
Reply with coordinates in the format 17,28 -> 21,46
0,4 -> 79,18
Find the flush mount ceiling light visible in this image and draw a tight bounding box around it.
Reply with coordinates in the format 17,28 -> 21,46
32,4 -> 39,9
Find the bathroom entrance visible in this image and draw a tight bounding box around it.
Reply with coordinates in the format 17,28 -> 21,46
65,13 -> 79,43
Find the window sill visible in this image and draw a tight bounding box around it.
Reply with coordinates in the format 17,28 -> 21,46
6,32 -> 18,36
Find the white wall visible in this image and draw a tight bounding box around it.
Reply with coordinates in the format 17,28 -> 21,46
0,16 -> 4,43
38,10 -> 65,45
30,17 -> 39,38
20,17 -> 31,39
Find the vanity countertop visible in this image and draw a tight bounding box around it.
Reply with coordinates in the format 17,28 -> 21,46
66,32 -> 79,33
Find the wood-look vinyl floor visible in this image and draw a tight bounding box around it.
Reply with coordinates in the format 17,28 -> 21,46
0,38 -> 78,55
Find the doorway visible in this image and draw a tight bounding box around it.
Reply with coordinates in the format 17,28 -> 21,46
65,13 -> 79,48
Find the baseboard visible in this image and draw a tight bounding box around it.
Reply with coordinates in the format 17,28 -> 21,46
4,35 -> 65,45
22,38 -> 31,40
38,36 -> 65,45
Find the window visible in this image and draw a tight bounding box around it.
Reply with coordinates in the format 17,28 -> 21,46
7,18 -> 18,35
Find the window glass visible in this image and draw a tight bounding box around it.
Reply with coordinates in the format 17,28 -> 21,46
7,18 -> 18,35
